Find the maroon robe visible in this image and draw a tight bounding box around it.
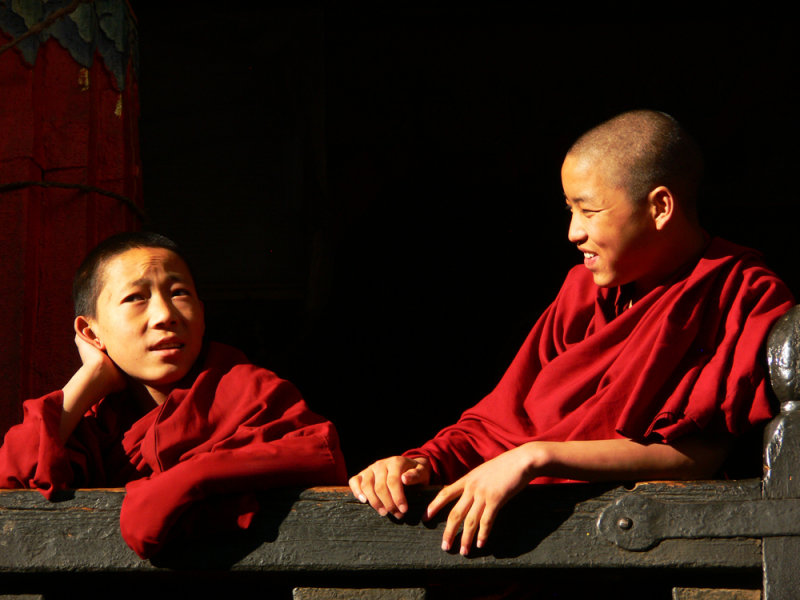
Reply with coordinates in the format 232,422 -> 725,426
0,342 -> 346,558
404,237 -> 795,484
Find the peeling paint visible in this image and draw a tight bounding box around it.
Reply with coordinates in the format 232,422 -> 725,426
78,67 -> 89,91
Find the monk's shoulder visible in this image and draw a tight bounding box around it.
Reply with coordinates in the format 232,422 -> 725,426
704,237 -> 793,302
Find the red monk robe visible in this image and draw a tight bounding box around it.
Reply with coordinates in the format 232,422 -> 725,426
0,342 -> 347,558
403,237 -> 795,484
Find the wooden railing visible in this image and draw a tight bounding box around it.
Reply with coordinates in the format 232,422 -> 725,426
0,481 -> 770,599
3,307 -> 800,600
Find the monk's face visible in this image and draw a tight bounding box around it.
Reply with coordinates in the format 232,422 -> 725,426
562,154 -> 659,290
87,247 -> 205,398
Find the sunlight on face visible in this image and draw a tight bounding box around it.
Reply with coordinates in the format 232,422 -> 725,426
562,154 -> 659,291
88,247 -> 205,399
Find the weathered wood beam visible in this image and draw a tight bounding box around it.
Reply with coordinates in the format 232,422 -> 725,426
0,481 -> 762,577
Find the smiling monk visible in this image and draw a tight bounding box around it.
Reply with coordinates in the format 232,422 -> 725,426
349,110 -> 795,556
0,232 -> 347,559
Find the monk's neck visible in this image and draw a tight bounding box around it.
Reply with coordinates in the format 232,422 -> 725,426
130,381 -> 170,411
632,226 -> 709,299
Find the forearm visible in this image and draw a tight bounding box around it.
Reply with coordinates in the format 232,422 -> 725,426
59,365 -> 112,444
404,421 -> 507,483
120,432 -> 346,558
523,436 -> 731,483
0,392 -> 79,497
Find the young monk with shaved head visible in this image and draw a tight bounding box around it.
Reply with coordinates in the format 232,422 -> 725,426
0,232 -> 347,559
350,110 -> 795,556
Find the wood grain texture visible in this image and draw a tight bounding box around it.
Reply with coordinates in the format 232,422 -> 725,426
0,482 -> 762,575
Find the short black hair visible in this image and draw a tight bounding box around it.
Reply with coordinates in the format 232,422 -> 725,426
72,231 -> 191,318
568,110 -> 704,218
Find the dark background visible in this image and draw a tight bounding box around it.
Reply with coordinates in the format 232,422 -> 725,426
131,6 -> 799,472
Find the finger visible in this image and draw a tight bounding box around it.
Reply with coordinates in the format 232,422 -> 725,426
459,498 -> 485,556
372,469 -> 400,517
476,502 -> 499,549
348,475 -> 367,504
425,482 -> 463,521
441,493 -> 473,552
385,469 -> 408,516
359,470 -> 388,516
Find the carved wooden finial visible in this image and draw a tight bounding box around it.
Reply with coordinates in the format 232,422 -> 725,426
767,305 -> 800,411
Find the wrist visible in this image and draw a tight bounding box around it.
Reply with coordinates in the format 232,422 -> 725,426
62,364 -> 108,414
83,358 -> 118,389
518,441 -> 554,479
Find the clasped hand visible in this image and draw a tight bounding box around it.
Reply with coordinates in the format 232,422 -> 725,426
59,335 -> 127,444
74,334 -> 127,397
349,445 -> 536,555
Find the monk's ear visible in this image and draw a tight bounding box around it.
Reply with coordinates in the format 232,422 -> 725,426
647,186 -> 674,231
74,316 -> 105,350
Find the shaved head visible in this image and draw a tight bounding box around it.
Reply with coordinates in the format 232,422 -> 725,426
567,110 -> 703,218
73,231 -> 190,319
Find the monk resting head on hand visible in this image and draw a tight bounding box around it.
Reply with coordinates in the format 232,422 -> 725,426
349,109 -> 795,557
65,232 -> 206,430
1,231 -> 346,559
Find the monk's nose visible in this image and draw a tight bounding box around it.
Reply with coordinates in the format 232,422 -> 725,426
150,293 -> 178,326
567,213 -> 587,244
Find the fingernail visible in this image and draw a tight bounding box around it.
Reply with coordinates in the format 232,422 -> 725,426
460,546 -> 468,556
378,508 -> 387,516
477,539 -> 484,549
441,540 -> 450,551
358,494 -> 367,503
398,503 -> 408,513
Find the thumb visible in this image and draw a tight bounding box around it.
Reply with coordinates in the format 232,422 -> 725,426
401,461 -> 430,486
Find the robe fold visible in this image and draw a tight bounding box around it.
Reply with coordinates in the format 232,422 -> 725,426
0,342 -> 347,558
403,237 -> 795,484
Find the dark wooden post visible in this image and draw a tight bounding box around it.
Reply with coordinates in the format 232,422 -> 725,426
763,305 -> 800,599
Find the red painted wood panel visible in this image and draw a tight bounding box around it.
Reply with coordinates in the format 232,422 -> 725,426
0,31 -> 141,436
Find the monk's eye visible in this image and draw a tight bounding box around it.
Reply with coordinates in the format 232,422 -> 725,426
172,288 -> 191,297
122,293 -> 145,303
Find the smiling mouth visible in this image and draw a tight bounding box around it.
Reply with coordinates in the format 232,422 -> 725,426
581,250 -> 599,268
